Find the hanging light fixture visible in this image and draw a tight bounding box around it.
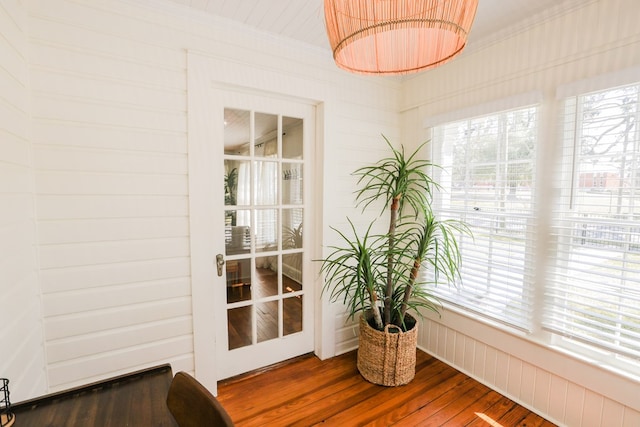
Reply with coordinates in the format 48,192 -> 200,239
324,0 -> 479,75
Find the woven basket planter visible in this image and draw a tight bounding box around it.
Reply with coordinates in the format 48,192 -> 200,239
357,313 -> 418,386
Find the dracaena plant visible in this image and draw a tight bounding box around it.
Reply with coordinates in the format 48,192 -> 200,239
320,136 -> 470,331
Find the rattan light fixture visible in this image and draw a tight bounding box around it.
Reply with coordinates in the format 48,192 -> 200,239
324,0 -> 479,75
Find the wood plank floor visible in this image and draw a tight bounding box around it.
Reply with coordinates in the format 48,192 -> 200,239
217,350 -> 556,427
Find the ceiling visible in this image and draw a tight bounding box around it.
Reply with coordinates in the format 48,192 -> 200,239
163,0 -> 582,54
163,0 -> 583,146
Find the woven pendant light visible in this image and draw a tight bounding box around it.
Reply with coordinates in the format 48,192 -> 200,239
324,0 -> 479,75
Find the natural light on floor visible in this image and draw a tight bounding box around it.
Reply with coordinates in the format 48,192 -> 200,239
475,412 -> 505,427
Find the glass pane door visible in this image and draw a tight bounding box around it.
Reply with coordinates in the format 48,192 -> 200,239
223,108 -> 305,352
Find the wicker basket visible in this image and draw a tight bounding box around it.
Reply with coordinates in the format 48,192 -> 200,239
357,313 -> 418,386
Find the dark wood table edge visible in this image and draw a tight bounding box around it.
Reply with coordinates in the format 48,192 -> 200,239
12,363 -> 174,411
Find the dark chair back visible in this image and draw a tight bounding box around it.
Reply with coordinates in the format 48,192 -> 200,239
166,372 -> 234,427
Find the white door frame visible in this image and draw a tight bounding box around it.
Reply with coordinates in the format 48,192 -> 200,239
186,51 -> 331,394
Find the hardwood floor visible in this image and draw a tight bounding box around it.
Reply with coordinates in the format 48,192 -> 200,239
217,350 -> 556,427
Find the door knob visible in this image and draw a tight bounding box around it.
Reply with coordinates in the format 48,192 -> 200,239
216,254 -> 225,277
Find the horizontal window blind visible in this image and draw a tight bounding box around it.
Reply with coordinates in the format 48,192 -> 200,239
545,83 -> 640,363
431,106 -> 538,331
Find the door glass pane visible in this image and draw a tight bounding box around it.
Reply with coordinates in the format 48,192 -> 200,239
282,163 -> 303,205
255,112 -> 278,158
282,208 -> 303,249
224,109 -> 250,156
221,106 -> 307,363
254,161 -> 278,205
225,209 -> 250,255
225,160 -> 250,207
284,296 -> 303,336
255,255 -> 278,298
255,209 -> 278,253
228,306 -> 252,350
282,253 -> 302,293
226,258 -> 251,303
283,117 -> 303,160
257,301 -> 279,343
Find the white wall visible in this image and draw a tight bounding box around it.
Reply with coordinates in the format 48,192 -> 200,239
22,0 -> 400,394
28,0 -> 193,391
403,0 -> 640,425
0,0 -> 48,401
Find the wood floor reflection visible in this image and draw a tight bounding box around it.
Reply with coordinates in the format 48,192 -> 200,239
227,267 -> 302,350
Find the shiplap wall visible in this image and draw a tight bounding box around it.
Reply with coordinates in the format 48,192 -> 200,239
402,0 -> 640,425
421,313 -> 640,427
28,0 -> 195,391
23,0 -> 400,393
0,0 -> 48,401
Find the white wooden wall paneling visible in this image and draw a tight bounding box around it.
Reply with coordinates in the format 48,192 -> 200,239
44,298 -> 192,341
38,237 -> 189,268
36,194 -> 189,219
0,99 -> 28,138
42,277 -> 191,317
34,150 -> 187,175
29,44 -> 185,88
334,318 -> 359,355
402,1 -> 640,114
33,96 -> 186,131
30,121 -> 185,153
31,0 -> 194,55
422,319 -> 640,426
47,335 -> 194,389
0,132 -> 29,166
0,0 -> 48,401
34,171 -> 187,196
28,0 -> 195,390
46,316 -> 193,363
30,70 -> 186,110
39,258 -> 190,293
27,16 -> 187,69
0,14 -> 27,80
37,217 -> 188,244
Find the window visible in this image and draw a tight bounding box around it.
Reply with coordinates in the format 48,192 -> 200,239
545,83 -> 640,367
430,84 -> 640,374
431,106 -> 538,331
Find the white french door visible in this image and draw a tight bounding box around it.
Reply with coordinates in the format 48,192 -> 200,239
190,89 -> 316,382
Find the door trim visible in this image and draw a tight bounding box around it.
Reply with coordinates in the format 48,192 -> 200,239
187,51 -> 326,394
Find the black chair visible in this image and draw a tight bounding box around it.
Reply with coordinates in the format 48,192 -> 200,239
166,372 -> 234,427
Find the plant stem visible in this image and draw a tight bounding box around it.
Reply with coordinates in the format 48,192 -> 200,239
385,195 -> 401,325
399,258 -> 421,325
370,293 -> 384,330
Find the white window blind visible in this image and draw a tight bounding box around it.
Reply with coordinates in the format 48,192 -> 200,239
545,83 -> 640,364
431,106 -> 538,331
